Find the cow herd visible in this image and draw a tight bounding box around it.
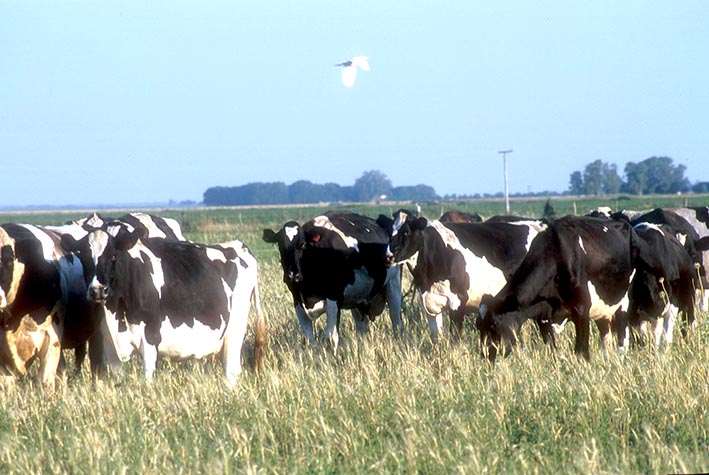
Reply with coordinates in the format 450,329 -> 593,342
1,206 -> 708,388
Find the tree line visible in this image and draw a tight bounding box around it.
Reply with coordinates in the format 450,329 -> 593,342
203,170 -> 439,206
202,157 -> 705,206
568,156 -> 705,195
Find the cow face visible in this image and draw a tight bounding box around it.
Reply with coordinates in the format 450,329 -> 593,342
91,229 -> 145,304
263,222 -> 306,284
386,212 -> 428,266
61,229 -> 113,300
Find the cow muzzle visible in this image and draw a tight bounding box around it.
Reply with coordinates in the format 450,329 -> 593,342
88,284 -> 110,302
287,271 -> 303,283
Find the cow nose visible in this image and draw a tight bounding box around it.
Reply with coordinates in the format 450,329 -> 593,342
292,272 -> 303,283
385,253 -> 395,267
88,284 -> 109,301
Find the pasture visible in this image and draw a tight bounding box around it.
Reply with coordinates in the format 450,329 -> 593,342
1,196 -> 709,474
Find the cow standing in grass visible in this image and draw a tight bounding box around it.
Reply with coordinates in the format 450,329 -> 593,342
62,228 -> 265,385
378,209 -> 546,343
263,211 -> 402,352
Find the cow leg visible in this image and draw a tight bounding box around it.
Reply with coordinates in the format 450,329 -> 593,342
295,305 -> 316,346
351,308 -> 370,335
428,313 -> 443,344
572,296 -> 592,361
222,286 -> 251,387
74,343 -> 87,376
385,267 -> 404,338
140,341 -> 158,381
594,318 -> 613,351
87,332 -> 106,378
662,305 -> 678,349
37,320 -> 62,390
449,309 -> 464,341
324,299 -> 340,353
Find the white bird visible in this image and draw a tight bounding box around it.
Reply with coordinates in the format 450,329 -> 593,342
334,56 -> 370,87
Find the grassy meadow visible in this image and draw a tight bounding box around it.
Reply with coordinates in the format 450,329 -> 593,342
1,195 -> 709,474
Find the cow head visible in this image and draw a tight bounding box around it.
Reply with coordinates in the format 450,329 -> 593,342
475,294 -> 521,361
263,221 -> 306,284
382,209 -> 427,266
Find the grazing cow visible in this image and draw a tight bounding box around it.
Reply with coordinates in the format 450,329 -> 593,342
439,210 -> 483,224
0,223 -> 101,387
626,223 -> 700,348
477,215 -> 637,361
61,228 -> 265,385
378,209 -> 546,342
75,212 -> 186,241
629,207 -> 709,311
262,211 -> 402,352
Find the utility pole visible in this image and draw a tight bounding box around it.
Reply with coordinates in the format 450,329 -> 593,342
498,149 -> 513,213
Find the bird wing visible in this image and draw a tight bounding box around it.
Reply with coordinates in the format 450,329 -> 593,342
352,56 -> 370,71
341,66 -> 357,87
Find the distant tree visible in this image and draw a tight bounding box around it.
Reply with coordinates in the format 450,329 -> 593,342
623,156 -> 689,194
353,170 -> 392,202
390,184 -> 439,201
583,160 -> 604,195
569,171 -> 584,195
602,163 -> 622,194
692,182 -> 709,193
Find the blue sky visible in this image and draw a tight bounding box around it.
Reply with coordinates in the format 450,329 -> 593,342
2,1 -> 708,207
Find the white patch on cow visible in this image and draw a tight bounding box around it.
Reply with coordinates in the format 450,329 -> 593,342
578,236 -> 587,255
390,210 -> 410,238
157,317 -> 228,359
0,228 -> 25,310
505,220 -> 547,251
285,225 -> 299,243
127,243 -> 165,299
587,280 -> 628,322
552,318 -> 569,334
302,299 -> 327,320
421,281 -> 458,315
312,216 -> 359,251
429,221 -> 507,309
20,224 -> 60,261
205,247 -> 227,263
131,213 -> 169,239
0,287 -> 7,309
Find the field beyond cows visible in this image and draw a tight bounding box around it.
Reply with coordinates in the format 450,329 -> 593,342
1,196 -> 708,474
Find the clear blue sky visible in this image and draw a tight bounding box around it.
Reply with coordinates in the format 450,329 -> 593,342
2,1 -> 708,207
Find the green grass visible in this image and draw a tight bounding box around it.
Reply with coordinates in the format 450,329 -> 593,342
1,197 -> 709,474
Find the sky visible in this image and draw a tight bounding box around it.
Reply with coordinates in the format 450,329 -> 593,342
2,1 -> 708,208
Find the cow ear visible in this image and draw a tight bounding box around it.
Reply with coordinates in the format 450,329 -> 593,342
262,229 -> 278,243
60,234 -> 80,253
696,236 -> 709,252
114,229 -> 143,251
376,214 -> 393,230
414,217 -> 428,230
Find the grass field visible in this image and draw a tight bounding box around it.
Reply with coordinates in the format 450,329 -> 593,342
1,196 -> 708,474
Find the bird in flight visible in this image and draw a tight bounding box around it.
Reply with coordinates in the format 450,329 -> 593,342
334,56 -> 370,87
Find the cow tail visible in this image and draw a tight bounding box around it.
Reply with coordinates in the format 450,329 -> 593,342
251,278 -> 267,373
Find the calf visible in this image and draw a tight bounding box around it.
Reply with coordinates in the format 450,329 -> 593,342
378,209 -> 545,342
62,228 -> 265,385
476,215 -> 637,361
262,211 -> 402,352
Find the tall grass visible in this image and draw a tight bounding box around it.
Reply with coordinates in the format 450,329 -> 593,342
1,199 -> 709,474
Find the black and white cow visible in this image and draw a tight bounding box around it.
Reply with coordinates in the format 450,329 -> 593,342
62,228 -> 265,385
626,222 -> 701,348
477,215 -> 638,361
75,212 -> 186,241
628,207 -> 709,311
0,223 -> 102,387
439,210 -> 483,224
262,211 -> 402,352
378,209 -> 546,342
